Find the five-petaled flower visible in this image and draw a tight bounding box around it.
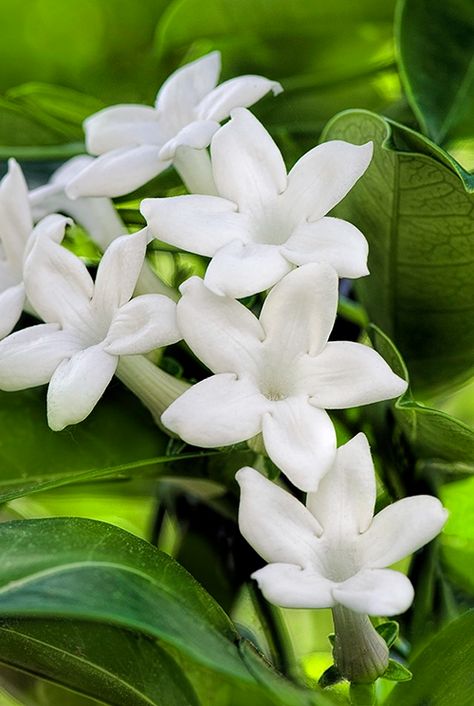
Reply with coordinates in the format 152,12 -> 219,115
161,264 -> 407,491
66,52 -> 282,198
237,433 -> 448,614
0,219 -> 180,430
142,108 -> 372,299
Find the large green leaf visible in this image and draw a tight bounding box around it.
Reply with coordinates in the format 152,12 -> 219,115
322,110 -> 474,392
396,0 -> 474,144
386,610 -> 474,705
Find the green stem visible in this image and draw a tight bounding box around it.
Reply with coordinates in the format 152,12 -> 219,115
248,583 -> 294,678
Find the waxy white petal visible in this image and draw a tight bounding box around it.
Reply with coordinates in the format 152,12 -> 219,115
85,105 -> 161,155
361,495 -> 448,569
305,341 -> 408,409
162,373 -> 268,447
333,568 -> 414,616
47,344 -> 117,431
141,194 -> 248,257
262,398 -> 337,492
104,294 -> 180,355
0,159 -> 33,271
306,433 -> 376,536
211,108 -> 287,214
282,216 -> 369,278
159,119 -> 220,161
0,324 -> 81,390
197,75 -> 283,122
156,51 -> 221,119
283,140 -> 373,222
204,240 -> 292,297
237,467 -> 322,565
252,564 -> 335,609
177,276 -> 263,375
0,283 -> 25,339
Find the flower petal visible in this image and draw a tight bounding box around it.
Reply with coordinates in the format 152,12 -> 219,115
282,140 -> 373,222
282,216 -> 369,278
141,194 -> 248,257
47,344 -> 118,431
159,120 -> 220,161
0,283 -> 25,339
197,75 -> 283,122
252,564 -> 335,609
360,495 -> 448,569
204,240 -> 292,298
262,397 -> 337,491
156,51 -> 221,119
176,276 -> 264,376
260,263 -> 338,358
104,294 -> 180,355
333,568 -> 414,616
162,373 -> 268,447
0,324 -> 81,390
304,341 -> 408,408
84,105 -> 161,155
237,466 -> 322,566
0,159 -> 33,272
211,108 -> 287,214
306,433 -> 376,537
66,146 -> 168,199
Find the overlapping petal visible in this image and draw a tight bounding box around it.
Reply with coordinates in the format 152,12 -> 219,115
252,563 -> 335,609
0,159 -> 33,272
333,568 -> 415,616
197,75 -> 282,122
159,120 -> 220,161
0,283 -> 25,339
85,105 -> 162,155
156,52 -> 221,120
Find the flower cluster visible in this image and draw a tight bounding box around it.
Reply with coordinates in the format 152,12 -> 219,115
0,51 -> 447,685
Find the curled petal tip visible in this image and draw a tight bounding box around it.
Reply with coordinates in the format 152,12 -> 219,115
235,466 -> 259,486
271,81 -> 284,96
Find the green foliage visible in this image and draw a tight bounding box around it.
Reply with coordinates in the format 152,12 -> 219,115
382,660 -> 412,682
375,622 -> 398,648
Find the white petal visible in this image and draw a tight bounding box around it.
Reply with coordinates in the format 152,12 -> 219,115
92,231 -> 147,320
211,108 -> 287,214
260,263 -> 338,358
282,140 -> 373,222
159,120 -> 220,161
306,433 -> 376,537
104,294 -> 180,355
262,398 -> 337,491
305,341 -> 408,408
47,344 -> 117,431
333,568 -> 414,616
204,240 -> 292,297
162,373 -> 268,447
0,324 -> 81,390
237,466 -> 322,566
141,194 -> 248,257
0,159 -> 33,272
0,283 -> 25,339
156,51 -> 221,119
282,217 -> 369,278
197,75 -> 283,122
361,495 -> 448,569
66,146 -> 168,199
252,564 -> 335,609
84,105 -> 161,155
177,276 -> 263,376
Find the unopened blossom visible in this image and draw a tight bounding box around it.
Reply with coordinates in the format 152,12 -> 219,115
162,264 -> 407,490
0,219 -> 180,430
142,108 -> 372,299
66,52 -> 282,198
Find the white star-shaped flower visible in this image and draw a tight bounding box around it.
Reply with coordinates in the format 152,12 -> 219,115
66,52 -> 282,198
0,220 -> 180,430
237,433 -> 448,614
162,264 -> 407,490
142,108 -> 372,299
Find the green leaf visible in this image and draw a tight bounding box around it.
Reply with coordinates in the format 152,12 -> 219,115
396,0 -> 474,144
382,659 -> 412,682
369,324 -> 474,470
440,475 -> 474,593
375,622 -> 399,648
322,110 -> 474,392
386,610 -> 474,705
318,665 -> 342,689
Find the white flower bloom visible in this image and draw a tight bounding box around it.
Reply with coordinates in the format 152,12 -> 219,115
237,433 -> 448,614
162,264 -> 407,490
66,52 -> 282,198
29,155 -> 124,249
0,219 -> 180,430
142,108 -> 372,299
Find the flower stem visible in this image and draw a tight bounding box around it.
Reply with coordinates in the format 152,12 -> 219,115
174,146 -> 217,195
332,606 -> 389,684
116,355 -> 189,426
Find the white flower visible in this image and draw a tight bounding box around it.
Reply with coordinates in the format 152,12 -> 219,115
30,155 -> 125,249
142,108 -> 372,299
237,433 -> 448,615
161,264 -> 407,491
0,220 -> 180,430
66,52 -> 282,198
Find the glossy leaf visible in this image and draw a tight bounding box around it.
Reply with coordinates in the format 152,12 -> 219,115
322,110 -> 474,392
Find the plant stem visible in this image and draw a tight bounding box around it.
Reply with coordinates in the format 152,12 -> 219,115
248,583 -> 294,678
